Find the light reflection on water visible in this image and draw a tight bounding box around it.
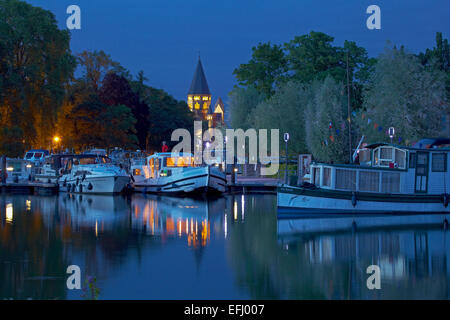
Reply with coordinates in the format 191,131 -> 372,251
0,193 -> 449,300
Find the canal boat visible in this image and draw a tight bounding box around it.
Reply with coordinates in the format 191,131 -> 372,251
130,152 -> 227,194
277,142 -> 450,214
58,154 -> 130,194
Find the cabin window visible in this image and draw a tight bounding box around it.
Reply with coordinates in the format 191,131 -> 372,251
395,149 -> 406,169
409,152 -> 416,168
374,146 -> 406,169
335,169 -> 356,191
166,156 -> 194,167
149,158 -> 155,178
313,167 -> 321,185
431,153 -> 447,172
375,147 -> 393,167
416,153 -> 428,175
322,167 -> 331,187
359,171 -> 380,192
381,172 -> 400,193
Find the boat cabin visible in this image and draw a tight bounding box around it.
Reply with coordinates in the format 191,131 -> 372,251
135,153 -> 196,179
310,143 -> 450,195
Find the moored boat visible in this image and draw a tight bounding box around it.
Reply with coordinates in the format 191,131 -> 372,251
278,142 -> 450,214
130,152 -> 227,195
58,154 -> 130,194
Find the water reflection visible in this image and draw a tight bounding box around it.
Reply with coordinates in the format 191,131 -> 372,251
1,193 -> 449,299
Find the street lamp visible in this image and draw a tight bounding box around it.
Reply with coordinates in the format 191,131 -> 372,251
284,133 -> 289,185
53,136 -> 60,143
388,127 -> 395,144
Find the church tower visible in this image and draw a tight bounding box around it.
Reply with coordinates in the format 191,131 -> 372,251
187,57 -> 211,120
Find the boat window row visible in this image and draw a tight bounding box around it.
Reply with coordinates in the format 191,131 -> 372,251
313,166 -> 401,193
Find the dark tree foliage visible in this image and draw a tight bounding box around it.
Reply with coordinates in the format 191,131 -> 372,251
64,94 -> 137,149
233,31 -> 371,110
0,0 -> 76,156
99,72 -> 150,149
418,32 -> 450,99
143,87 -> 194,153
233,42 -> 286,97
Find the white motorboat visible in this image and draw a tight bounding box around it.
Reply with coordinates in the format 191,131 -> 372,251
35,154 -> 74,184
58,154 -> 130,194
278,142 -> 450,214
130,152 -> 227,194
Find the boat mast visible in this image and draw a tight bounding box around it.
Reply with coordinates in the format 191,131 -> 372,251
346,51 -> 352,163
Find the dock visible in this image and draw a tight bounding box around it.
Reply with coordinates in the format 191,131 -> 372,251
226,176 -> 278,194
0,181 -> 59,195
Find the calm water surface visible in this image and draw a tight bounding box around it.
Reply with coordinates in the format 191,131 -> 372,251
0,193 -> 449,299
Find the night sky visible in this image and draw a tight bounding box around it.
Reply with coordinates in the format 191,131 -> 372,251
28,0 -> 449,106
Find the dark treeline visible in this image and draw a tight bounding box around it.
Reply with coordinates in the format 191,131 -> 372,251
230,31 -> 450,162
0,0 -> 193,157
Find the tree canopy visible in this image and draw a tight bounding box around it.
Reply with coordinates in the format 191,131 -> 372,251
0,0 -> 76,156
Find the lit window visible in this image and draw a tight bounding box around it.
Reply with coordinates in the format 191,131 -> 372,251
194,96 -> 200,101
194,102 -> 200,109
202,96 -> 209,101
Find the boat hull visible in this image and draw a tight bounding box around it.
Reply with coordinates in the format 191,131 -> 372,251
133,167 -> 226,195
59,175 -> 130,194
277,185 -> 450,215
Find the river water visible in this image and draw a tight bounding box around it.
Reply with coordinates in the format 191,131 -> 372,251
0,193 -> 449,299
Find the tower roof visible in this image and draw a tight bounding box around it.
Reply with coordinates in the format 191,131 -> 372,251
188,58 -> 210,95
210,97 -> 224,113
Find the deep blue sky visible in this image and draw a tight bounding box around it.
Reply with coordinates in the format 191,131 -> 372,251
29,0 -> 449,105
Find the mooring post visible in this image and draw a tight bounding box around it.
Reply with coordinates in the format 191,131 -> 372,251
1,155 -> 6,185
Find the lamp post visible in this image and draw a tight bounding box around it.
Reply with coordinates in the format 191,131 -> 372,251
53,136 -> 61,154
388,127 -> 395,144
284,133 -> 289,185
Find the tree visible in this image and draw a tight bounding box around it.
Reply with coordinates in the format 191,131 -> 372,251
142,87 -> 194,152
228,86 -> 265,129
0,0 -> 76,151
305,77 -> 350,163
249,81 -> 310,155
99,72 -> 149,149
285,32 -> 371,110
63,95 -> 137,150
285,31 -> 343,83
233,42 -> 286,97
76,50 -> 127,92
418,32 -> 450,99
358,46 -> 447,144
0,126 -> 24,157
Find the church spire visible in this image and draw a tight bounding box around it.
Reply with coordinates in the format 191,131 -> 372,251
188,57 -> 210,95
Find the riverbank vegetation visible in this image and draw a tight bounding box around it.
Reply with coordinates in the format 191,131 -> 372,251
0,0 -> 192,157
230,31 -> 449,163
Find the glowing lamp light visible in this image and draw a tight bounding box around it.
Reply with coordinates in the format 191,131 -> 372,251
6,203 -> 13,223
6,167 -> 13,172
53,136 -> 60,143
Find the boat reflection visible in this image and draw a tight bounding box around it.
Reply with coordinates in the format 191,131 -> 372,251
0,194 -> 227,299
131,194 -> 227,247
275,214 -> 450,299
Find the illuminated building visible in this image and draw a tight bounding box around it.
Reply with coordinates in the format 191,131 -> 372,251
187,57 -> 224,128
